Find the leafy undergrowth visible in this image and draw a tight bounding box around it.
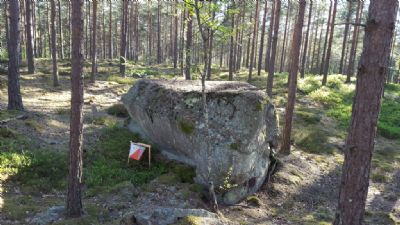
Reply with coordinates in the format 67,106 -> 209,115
298,74 -> 400,139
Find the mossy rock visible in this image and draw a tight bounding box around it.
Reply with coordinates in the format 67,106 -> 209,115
179,120 -> 195,135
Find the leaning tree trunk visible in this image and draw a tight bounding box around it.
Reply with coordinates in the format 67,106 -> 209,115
300,0 -> 313,78
333,1 -> 398,224
67,0 -> 84,218
266,0 -> 281,97
281,0 -> 306,155
26,0 -> 35,74
7,0 -> 24,111
50,0 -> 59,87
322,0 -> 337,85
90,0 -> 97,83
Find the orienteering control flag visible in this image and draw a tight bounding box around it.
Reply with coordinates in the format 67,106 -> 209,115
129,142 -> 146,160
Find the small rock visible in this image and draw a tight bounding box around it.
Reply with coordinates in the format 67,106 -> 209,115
30,206 -> 65,225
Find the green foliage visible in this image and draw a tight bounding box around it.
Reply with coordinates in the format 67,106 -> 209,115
107,74 -> 137,85
91,115 -> 117,126
378,100 -> 400,139
106,103 -> 129,117
309,86 -> 343,107
179,120 -> 195,135
298,76 -> 320,94
293,128 -> 335,155
0,150 -> 67,192
172,164 -> 196,183
84,126 -> 168,193
295,110 -> 321,124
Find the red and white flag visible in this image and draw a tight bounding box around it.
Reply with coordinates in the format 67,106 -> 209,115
129,142 -> 146,160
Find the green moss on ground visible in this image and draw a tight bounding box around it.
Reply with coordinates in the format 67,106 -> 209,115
107,104 -> 129,117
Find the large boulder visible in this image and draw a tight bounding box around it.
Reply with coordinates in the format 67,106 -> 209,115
122,79 -> 279,204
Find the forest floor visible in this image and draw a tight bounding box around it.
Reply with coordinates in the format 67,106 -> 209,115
0,59 -> 399,225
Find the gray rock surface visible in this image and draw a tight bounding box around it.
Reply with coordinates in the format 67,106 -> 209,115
121,207 -> 220,225
123,79 -> 279,204
30,206 -> 65,225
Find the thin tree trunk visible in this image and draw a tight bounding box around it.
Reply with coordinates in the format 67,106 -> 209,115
120,0 -> 127,76
322,0 -> 337,85
279,1 -> 290,73
333,1 -> 398,224
50,0 -> 59,87
185,11 -> 192,80
7,0 -> 24,111
310,8 -> 320,73
257,0 -> 268,76
90,0 -> 97,83
319,0 -> 332,75
228,2 -> 236,81
157,1 -> 161,64
108,0 -> 112,59
67,0 -> 84,217
281,0 -> 306,154
346,2 -> 363,83
26,0 -> 35,74
265,0 -> 275,72
173,0 -> 178,68
248,1 -> 260,81
339,1 -> 352,74
300,0 -> 312,78
58,0 -> 64,59
266,0 -> 281,97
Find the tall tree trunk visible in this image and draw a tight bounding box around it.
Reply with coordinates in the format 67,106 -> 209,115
50,0 -> 59,87
266,0 -> 281,97
90,0 -> 97,83
102,0 -> 105,59
7,0 -> 24,111
108,0 -> 112,59
310,8 -> 320,73
322,0 -> 337,85
265,0 -> 275,72
120,0 -> 127,76
279,1 -> 290,73
346,2 -> 363,83
333,1 -> 398,224
228,2 -> 236,81
248,1 -> 260,81
339,1 -> 353,74
67,0 -> 84,218
319,0 -> 332,75
173,0 -> 178,68
180,8 -> 186,76
300,0 -> 313,78
58,0 -> 64,59
185,11 -> 192,80
257,0 -> 268,76
25,0 -> 35,74
281,0 -> 306,154
157,1 -> 161,64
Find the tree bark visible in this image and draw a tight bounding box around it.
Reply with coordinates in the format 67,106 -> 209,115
339,1 -> 353,74
173,0 -> 178,68
58,0 -> 64,59
281,0 -> 306,154
257,0 -> 268,76
333,1 -> 398,224
90,0 -> 97,83
157,1 -> 161,64
322,0 -> 337,85
185,10 -> 192,80
319,0 -> 332,75
266,0 -> 281,97
248,1 -> 260,82
25,0 -> 35,74
120,0 -> 127,76
228,2 -> 236,81
50,0 -> 59,87
279,1 -> 290,73
300,0 -> 312,78
67,0 -> 84,218
346,2 -> 363,83
7,0 -> 24,111
265,0 -> 275,72
108,0 -> 112,59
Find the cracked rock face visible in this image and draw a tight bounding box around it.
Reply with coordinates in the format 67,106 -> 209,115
122,79 -> 279,204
